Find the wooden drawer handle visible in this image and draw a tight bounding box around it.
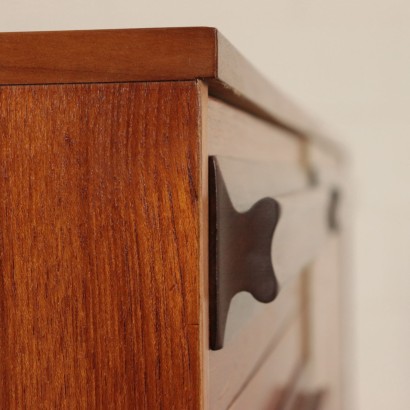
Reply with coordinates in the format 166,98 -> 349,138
208,156 -> 338,350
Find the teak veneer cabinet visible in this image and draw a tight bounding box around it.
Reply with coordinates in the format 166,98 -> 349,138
0,28 -> 345,409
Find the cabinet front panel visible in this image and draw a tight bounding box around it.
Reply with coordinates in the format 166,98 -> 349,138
0,82 -> 203,409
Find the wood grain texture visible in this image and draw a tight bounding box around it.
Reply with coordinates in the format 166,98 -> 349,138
0,81 -> 204,409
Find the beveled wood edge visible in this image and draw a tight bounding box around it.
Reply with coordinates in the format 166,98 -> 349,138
0,27 -> 344,157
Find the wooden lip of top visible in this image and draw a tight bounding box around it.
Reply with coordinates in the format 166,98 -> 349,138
0,27 -> 341,153
0,27 -> 217,84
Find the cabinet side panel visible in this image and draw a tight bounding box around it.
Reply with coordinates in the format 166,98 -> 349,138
0,82 -> 202,409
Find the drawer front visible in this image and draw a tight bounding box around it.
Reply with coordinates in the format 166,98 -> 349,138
207,98 -> 341,409
207,99 -> 309,408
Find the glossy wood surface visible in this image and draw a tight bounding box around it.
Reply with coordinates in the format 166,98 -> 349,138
0,81 -> 204,409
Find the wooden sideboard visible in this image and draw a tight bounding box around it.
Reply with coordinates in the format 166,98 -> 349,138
0,28 -> 345,409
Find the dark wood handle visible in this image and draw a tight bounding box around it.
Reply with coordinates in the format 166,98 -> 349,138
209,156 -> 338,350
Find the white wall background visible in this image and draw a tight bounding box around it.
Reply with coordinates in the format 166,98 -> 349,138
2,1 -> 410,409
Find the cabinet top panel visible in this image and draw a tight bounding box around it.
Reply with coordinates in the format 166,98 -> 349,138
0,28 -> 217,85
0,27 -> 342,154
